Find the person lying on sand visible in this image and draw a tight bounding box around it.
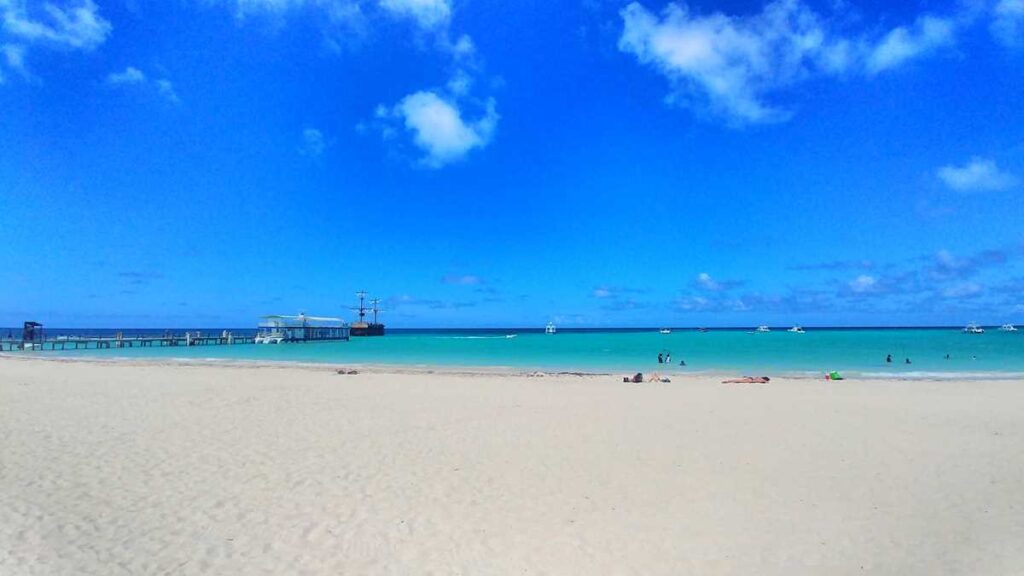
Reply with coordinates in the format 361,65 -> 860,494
721,376 -> 771,384
648,372 -> 670,383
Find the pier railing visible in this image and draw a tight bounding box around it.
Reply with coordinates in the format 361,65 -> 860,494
0,334 -> 257,352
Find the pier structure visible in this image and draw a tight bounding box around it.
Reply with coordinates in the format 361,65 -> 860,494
0,332 -> 256,352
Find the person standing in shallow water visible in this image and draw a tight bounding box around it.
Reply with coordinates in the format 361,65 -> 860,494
886,354 -> 892,363
657,353 -> 664,364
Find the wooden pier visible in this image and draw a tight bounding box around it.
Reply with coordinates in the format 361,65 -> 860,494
0,334 -> 256,352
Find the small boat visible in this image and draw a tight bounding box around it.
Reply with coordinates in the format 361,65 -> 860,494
659,328 -> 671,334
255,330 -> 285,344
998,324 -> 1018,332
545,322 -> 557,335
962,323 -> 985,334
505,334 -> 518,339
755,325 -> 771,333
697,327 -> 709,333
787,326 -> 805,334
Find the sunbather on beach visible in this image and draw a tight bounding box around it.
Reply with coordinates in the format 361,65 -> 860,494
721,376 -> 771,384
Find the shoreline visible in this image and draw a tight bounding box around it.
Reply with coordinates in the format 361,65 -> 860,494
3,353 -> 1024,381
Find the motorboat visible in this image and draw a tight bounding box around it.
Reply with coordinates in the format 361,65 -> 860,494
505,334 -> 518,339
659,328 -> 671,334
755,325 -> 771,333
787,326 -> 805,334
255,330 -> 285,344
697,327 -> 709,333
962,323 -> 985,334
545,322 -> 557,335
999,324 -> 1018,332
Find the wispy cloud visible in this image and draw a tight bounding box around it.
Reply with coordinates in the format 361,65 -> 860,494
694,272 -> 742,292
937,157 -> 1018,192
788,259 -> 874,271
848,274 -> 878,294
105,66 -> 180,103
992,0 -> 1024,47
865,15 -> 956,74
0,0 -> 111,81
942,282 -> 983,298
106,66 -> 145,85
3,0 -> 111,49
378,0 -> 450,31
617,1 -> 966,125
442,274 -> 481,285
299,127 -> 327,156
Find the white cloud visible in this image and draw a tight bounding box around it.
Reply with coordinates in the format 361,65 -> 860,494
618,1 -> 832,124
378,0 -> 449,31
0,0 -> 111,81
442,274 -> 480,285
866,15 -> 956,74
2,43 -> 25,72
106,66 -> 146,85
696,272 -> 720,291
593,287 -> 613,298
155,78 -> 179,103
849,274 -> 877,293
992,0 -> 1024,47
2,0 -> 111,50
105,66 -> 180,103
618,1 -> 962,124
937,157 -> 1018,192
300,127 -> 326,156
385,90 -> 498,167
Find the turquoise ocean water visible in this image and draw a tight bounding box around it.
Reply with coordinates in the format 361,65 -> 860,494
20,328 -> 1024,378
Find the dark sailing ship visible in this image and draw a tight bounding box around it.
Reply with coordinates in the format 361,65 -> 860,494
349,291 -> 385,336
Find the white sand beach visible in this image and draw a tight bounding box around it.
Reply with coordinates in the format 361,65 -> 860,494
2,357 -> 1023,575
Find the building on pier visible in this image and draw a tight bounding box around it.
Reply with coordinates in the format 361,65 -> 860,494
256,313 -> 350,343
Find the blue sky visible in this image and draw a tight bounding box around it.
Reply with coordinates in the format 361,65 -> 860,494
1,0 -> 1023,328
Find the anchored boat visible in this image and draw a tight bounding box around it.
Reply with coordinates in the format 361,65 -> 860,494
962,323 -> 985,334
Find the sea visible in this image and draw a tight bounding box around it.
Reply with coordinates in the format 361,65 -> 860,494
4,327 -> 1024,378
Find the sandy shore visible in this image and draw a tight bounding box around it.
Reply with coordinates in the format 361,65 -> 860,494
2,358 -> 1023,575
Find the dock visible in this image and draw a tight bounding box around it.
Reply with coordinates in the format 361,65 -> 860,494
1,334 -> 256,352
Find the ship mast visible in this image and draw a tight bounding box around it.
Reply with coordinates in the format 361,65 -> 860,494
370,298 -> 381,325
352,290 -> 367,323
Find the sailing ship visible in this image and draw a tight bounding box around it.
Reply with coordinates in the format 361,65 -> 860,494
350,291 -> 386,336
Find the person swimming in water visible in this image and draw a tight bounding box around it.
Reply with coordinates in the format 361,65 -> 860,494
905,358 -> 912,364
886,354 -> 892,363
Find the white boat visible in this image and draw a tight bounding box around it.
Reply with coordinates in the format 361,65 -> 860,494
962,323 -> 985,334
545,322 -> 557,335
787,326 -> 805,334
999,324 -> 1018,332
659,328 -> 671,334
255,330 -> 285,344
505,334 -> 518,339
755,325 -> 771,333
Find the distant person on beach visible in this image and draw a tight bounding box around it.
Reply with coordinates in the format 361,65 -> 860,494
886,354 -> 892,363
657,353 -> 663,364
665,352 -> 671,364
722,376 -> 771,384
